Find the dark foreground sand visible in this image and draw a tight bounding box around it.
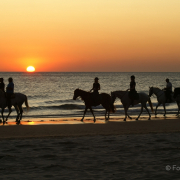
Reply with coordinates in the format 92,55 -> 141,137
1,117 -> 180,179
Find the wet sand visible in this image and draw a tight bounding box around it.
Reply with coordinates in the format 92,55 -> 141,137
1,117 -> 180,179
0,116 -> 180,139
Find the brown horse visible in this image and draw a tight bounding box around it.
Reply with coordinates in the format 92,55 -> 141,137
73,89 -> 116,122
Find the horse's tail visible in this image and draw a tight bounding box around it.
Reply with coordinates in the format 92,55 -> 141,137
110,103 -> 116,113
25,95 -> 30,111
148,97 -> 154,113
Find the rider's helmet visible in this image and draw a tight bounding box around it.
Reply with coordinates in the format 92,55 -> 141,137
131,75 -> 135,79
8,77 -> 13,82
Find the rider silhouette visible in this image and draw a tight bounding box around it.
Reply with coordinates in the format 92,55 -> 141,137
90,77 -> 100,105
0,78 -> 5,92
127,75 -> 136,106
164,78 -> 172,103
6,77 -> 14,112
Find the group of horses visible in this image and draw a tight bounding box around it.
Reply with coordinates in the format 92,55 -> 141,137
0,87 -> 180,123
73,87 -> 180,122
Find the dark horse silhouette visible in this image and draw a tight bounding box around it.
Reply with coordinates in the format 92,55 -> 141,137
73,89 -> 115,122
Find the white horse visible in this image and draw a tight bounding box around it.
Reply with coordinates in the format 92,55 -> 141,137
0,90 -> 29,122
111,91 -> 154,121
149,87 -> 180,116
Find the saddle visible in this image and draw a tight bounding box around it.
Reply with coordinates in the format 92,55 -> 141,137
11,94 -> 15,99
5,93 -> 16,99
128,91 -> 139,100
91,93 -> 102,106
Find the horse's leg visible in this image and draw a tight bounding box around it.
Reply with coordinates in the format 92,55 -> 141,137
178,102 -> 180,116
101,103 -> 109,121
155,102 -> 161,117
81,106 -> 88,122
126,102 -> 132,119
107,110 -> 110,120
124,105 -> 128,121
14,105 -> 20,122
176,101 -> 180,116
105,109 -> 107,121
163,103 -> 166,116
6,109 -> 12,121
136,105 -> 143,120
19,105 -> 23,121
1,108 -> 5,122
127,114 -> 132,119
105,109 -> 110,121
144,104 -> 151,120
89,107 -> 96,123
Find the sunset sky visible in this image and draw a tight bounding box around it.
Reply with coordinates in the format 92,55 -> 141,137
0,0 -> 180,72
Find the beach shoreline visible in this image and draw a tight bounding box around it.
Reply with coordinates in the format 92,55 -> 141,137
0,116 -> 180,140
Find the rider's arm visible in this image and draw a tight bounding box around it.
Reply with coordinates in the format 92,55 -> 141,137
98,84 -> 100,90
90,84 -> 94,92
130,85 -> 135,90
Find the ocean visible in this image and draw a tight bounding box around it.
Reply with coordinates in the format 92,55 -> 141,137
0,72 -> 180,120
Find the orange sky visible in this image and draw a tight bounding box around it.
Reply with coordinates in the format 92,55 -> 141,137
0,0 -> 180,72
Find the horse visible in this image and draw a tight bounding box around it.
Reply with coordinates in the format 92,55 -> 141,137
0,90 -> 29,122
149,87 -> 180,116
73,89 -> 116,122
111,91 -> 154,121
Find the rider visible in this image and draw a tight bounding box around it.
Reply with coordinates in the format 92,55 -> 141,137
6,77 -> 14,112
0,78 -> 5,92
127,75 -> 136,106
90,77 -> 100,104
164,78 -> 172,103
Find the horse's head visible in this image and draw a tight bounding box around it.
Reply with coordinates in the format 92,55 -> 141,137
111,91 -> 116,104
149,87 -> 154,97
73,89 -> 80,100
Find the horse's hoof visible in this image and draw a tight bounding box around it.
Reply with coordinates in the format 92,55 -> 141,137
81,119 -> 83,122
148,118 -> 151,120
136,118 -> 138,121
129,117 -> 132,119
124,119 -> 126,121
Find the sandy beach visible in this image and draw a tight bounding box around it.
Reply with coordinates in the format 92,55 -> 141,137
0,116 -> 180,139
1,117 -> 180,179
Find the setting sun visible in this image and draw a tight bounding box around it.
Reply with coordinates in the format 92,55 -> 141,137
26,66 -> 35,72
